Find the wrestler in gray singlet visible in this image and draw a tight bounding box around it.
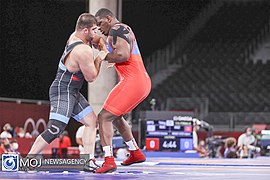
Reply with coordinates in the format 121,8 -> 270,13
49,41 -> 93,124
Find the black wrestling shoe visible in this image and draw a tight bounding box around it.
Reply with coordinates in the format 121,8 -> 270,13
83,159 -> 100,172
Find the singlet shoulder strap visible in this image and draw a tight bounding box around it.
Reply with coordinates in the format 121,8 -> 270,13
65,41 -> 84,52
60,41 -> 84,65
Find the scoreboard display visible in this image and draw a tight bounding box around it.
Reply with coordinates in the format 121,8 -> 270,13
145,117 -> 193,151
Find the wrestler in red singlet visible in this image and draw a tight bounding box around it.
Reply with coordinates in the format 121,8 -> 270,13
95,8 -> 151,174
104,22 -> 151,116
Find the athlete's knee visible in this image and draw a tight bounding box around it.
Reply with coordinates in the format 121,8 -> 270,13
112,116 -> 123,126
81,112 -> 97,127
41,119 -> 67,144
83,120 -> 96,128
98,109 -> 116,122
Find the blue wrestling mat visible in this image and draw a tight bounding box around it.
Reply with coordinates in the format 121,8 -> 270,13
143,151 -> 199,158
1,157 -> 270,180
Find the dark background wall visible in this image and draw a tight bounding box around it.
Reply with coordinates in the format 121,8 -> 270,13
122,0 -> 207,57
0,0 -> 88,100
0,0 -> 206,100
0,0 -> 214,146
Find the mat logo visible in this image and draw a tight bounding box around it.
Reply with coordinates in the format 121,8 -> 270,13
1,154 -> 19,171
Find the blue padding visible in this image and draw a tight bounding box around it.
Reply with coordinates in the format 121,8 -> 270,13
142,151 -> 199,158
112,136 -> 125,148
157,162 -> 270,167
58,61 -> 67,71
73,106 -> 93,121
49,113 -> 69,124
106,42 -> 113,53
131,42 -> 141,55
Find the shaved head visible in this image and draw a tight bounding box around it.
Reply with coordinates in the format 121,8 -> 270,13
76,13 -> 97,30
95,8 -> 115,19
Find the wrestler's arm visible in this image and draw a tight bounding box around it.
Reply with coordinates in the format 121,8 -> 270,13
105,26 -> 131,63
76,137 -> 83,146
92,34 -> 107,51
75,45 -> 103,82
93,55 -> 104,77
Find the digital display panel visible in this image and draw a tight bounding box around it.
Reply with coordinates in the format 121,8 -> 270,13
146,119 -> 193,137
145,118 -> 193,151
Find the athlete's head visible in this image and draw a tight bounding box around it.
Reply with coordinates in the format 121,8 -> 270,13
245,127 -> 252,136
95,8 -> 115,36
225,137 -> 236,148
76,13 -> 98,39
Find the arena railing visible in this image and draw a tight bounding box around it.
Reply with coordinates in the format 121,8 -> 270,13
0,97 -> 49,105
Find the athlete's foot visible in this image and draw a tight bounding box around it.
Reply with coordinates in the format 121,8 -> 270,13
83,159 -> 100,172
121,149 -> 146,166
94,156 -> 117,173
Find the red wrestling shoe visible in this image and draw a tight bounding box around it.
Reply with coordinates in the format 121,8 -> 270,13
121,149 -> 146,166
94,156 -> 117,173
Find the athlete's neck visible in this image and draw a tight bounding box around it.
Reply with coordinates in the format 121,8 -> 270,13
111,19 -> 120,27
73,32 -> 88,44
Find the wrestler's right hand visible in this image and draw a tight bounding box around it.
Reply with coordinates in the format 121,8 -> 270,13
92,35 -> 107,51
107,62 -> 115,69
98,50 -> 109,60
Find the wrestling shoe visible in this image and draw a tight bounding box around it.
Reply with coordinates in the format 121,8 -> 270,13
83,159 -> 100,172
94,156 -> 117,173
121,149 -> 146,166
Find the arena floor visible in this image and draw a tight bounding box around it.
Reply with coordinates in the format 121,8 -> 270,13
1,157 -> 270,180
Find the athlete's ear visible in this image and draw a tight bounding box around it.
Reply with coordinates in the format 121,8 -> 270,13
106,15 -> 112,23
83,27 -> 89,34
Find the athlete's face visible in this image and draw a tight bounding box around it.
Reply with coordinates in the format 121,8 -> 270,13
96,16 -> 111,36
85,24 -> 98,40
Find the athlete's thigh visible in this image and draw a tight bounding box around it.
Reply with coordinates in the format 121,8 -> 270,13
104,81 -> 144,116
49,90 -> 76,124
72,93 -> 93,122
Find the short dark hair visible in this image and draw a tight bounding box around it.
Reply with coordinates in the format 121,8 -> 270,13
95,8 -> 115,19
10,139 -> 17,144
76,13 -> 97,30
244,126 -> 251,133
